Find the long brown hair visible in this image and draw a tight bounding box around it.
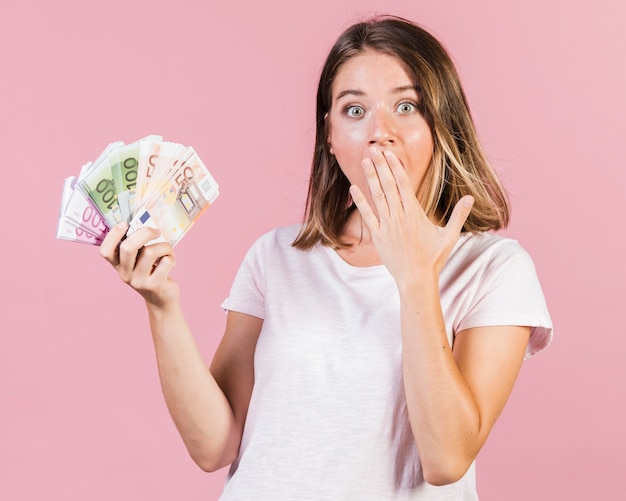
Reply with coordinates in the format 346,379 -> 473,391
293,15 -> 510,250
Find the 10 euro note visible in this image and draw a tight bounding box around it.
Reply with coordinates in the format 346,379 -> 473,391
128,146 -> 219,247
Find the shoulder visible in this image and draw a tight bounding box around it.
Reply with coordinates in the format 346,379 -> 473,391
442,231 -> 547,321
223,225 -> 304,315
247,224 -> 303,253
455,231 -> 526,258
239,224 -> 307,268
446,231 -> 534,277
444,232 -> 552,358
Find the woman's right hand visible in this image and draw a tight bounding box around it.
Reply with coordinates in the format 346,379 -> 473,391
99,222 -> 179,308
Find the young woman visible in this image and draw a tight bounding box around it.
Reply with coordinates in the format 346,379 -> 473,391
100,15 -> 552,500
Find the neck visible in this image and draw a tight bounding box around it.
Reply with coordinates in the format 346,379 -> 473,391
341,208 -> 372,247
336,208 -> 382,266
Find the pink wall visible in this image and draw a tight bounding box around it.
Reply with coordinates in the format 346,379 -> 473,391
1,0 -> 624,499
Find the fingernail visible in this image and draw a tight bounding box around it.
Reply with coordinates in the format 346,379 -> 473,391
117,221 -> 128,230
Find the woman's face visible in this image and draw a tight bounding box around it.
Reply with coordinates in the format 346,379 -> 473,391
328,50 -> 434,208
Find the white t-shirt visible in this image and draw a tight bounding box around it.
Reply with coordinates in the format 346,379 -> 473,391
220,225 -> 552,500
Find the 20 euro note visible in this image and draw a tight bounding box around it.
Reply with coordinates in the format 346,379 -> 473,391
128,146 -> 219,247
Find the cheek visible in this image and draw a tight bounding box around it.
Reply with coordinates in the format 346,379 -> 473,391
330,133 -> 371,183
406,128 -> 434,161
403,129 -> 435,191
328,131 -> 366,185
328,111 -> 371,151
329,123 -> 366,152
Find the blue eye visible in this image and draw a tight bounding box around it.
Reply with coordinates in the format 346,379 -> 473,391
397,102 -> 417,114
345,105 -> 365,118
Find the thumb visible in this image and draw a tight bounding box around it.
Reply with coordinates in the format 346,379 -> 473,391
445,195 -> 474,235
99,221 -> 128,264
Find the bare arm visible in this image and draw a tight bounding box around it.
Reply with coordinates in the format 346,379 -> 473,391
398,277 -> 529,484
147,304 -> 260,471
99,222 -> 260,472
351,148 -> 530,485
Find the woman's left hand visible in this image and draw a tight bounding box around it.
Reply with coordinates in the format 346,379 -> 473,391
350,147 -> 474,287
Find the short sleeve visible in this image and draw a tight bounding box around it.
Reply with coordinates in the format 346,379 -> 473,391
220,232 -> 271,320
456,240 -> 553,359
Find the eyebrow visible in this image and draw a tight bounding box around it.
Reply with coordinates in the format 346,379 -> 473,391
334,85 -> 417,101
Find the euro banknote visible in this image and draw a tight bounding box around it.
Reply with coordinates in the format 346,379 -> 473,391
129,146 -> 219,246
110,135 -> 162,222
56,176 -> 108,245
56,136 -> 219,247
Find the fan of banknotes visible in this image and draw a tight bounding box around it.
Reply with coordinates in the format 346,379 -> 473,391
56,135 -> 220,247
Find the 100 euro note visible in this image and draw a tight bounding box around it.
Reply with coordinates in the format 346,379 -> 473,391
77,141 -> 125,228
110,135 -> 163,222
128,146 -> 220,247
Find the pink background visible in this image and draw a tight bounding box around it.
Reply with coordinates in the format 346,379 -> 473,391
1,0 -> 624,499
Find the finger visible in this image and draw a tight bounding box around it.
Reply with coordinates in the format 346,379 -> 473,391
349,185 -> 379,231
117,227 -> 162,281
383,150 -> 419,213
145,254 -> 176,286
369,148 -> 402,213
444,195 -> 474,236
362,157 -> 390,219
99,221 -> 128,265
133,242 -> 175,278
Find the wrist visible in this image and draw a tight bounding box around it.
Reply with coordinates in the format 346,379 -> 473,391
396,269 -> 439,297
145,296 -> 182,320
141,280 -> 181,311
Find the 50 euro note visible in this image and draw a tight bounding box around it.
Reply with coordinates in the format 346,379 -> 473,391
133,140 -> 186,217
128,146 -> 219,247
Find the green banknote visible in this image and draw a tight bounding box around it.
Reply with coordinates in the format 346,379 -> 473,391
111,135 -> 163,222
78,141 -> 125,228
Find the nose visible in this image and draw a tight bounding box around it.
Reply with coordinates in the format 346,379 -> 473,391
368,108 -> 396,146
